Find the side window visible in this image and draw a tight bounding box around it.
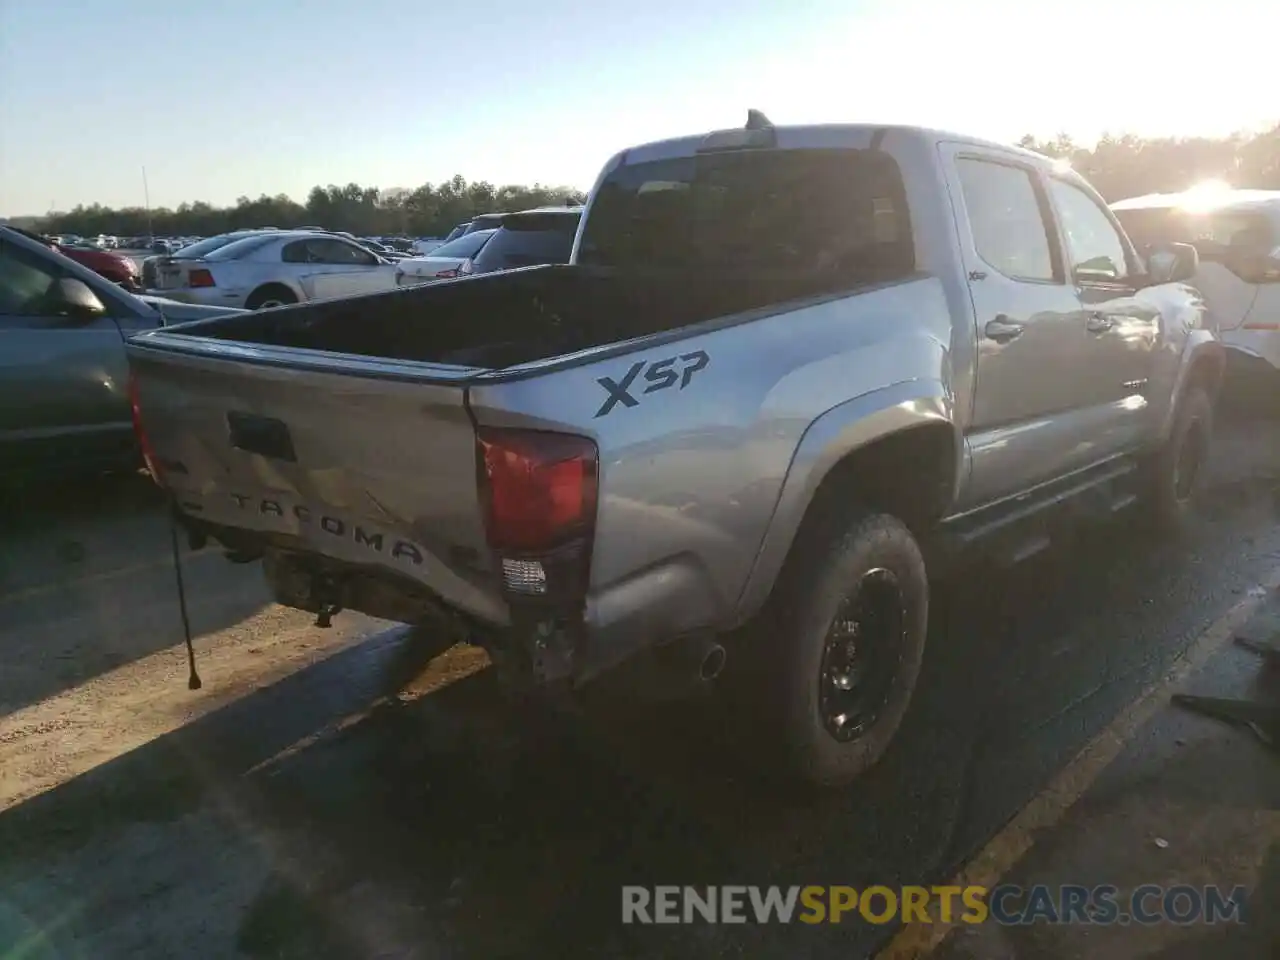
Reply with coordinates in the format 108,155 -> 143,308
1049,179 -> 1130,283
281,240 -> 310,264
334,240 -> 377,266
956,158 -> 1056,282
309,239 -> 376,265
0,241 -> 63,316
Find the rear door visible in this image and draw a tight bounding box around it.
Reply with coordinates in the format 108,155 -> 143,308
0,237 -> 155,471
1046,175 -> 1159,450
940,145 -> 1089,508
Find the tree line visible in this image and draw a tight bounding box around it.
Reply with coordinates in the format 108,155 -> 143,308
34,177 -> 587,240
26,123 -> 1280,240
1017,123 -> 1280,201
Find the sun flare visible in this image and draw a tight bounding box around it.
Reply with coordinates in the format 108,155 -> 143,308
1178,179 -> 1233,211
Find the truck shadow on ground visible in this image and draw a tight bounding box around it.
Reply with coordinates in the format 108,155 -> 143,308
0,471 -> 270,715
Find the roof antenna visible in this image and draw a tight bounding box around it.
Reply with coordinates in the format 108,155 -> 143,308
167,505 -> 202,690
745,109 -> 773,131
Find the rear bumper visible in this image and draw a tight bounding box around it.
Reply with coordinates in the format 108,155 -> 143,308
144,287 -> 241,308
182,511 -> 711,689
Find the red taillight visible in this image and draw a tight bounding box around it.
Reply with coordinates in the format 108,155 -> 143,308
478,428 -> 598,553
128,371 -> 164,485
187,268 -> 215,288
435,267 -> 460,279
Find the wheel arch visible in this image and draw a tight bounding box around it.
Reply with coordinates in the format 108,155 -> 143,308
1159,336 -> 1226,443
731,379 -> 959,624
245,281 -> 301,309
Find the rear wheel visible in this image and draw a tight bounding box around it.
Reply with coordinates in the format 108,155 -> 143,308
729,508 -> 929,787
245,284 -> 298,310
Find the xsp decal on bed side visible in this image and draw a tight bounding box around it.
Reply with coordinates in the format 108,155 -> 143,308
594,350 -> 711,418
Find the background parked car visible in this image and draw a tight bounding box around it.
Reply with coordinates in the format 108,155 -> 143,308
1112,189 -> 1280,386
147,230 -> 400,308
459,206 -> 582,276
0,226 -> 245,478
7,227 -> 143,292
411,236 -> 446,255
394,228 -> 496,285
440,222 -> 471,243
140,228 -> 279,289
358,237 -> 407,260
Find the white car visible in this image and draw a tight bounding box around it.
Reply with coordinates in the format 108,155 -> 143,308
147,230 -> 400,309
1112,189 -> 1280,379
394,229 -> 496,286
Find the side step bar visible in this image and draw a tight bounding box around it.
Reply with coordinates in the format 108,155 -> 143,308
927,458 -> 1142,571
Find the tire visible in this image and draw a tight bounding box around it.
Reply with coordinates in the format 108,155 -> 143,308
245,285 -> 298,310
729,507 -> 930,787
1143,385 -> 1213,531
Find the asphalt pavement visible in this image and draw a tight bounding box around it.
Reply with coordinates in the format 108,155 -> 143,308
1,412 -> 1279,959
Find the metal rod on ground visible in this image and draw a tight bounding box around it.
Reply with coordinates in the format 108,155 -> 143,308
167,506 -> 202,690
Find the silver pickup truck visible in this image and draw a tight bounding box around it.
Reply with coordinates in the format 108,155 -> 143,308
126,116 -> 1223,786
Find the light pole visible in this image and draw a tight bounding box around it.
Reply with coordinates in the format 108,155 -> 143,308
142,166 -> 153,239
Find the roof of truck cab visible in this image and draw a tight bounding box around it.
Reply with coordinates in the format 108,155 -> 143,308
611,122 -> 1052,168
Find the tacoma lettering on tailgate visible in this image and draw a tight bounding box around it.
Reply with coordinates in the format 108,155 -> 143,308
227,494 -> 425,565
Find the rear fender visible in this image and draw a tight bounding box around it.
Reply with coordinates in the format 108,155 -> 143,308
732,379 -> 957,622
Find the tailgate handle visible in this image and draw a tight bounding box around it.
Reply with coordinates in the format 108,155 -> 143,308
227,412 -> 297,462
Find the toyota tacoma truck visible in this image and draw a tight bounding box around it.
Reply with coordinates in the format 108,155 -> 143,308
125,115 -> 1223,786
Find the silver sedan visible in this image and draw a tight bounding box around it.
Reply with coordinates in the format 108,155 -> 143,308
146,230 -> 400,309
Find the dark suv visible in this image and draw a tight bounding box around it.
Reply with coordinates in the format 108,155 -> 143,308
462,207 -> 582,276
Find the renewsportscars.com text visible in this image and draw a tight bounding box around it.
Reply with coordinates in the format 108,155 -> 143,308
621,884 -> 1248,926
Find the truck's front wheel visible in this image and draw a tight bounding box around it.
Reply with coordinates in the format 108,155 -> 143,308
734,509 -> 929,787
1143,385 -> 1213,531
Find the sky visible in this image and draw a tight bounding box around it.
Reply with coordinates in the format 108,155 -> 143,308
0,0 -> 1275,216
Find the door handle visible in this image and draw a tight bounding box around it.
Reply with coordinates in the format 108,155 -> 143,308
984,317 -> 1025,343
1086,313 -> 1115,333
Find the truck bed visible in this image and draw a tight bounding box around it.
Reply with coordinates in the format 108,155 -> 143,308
165,264 -> 885,370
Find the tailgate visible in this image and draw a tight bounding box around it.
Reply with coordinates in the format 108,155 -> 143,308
128,339 -> 508,625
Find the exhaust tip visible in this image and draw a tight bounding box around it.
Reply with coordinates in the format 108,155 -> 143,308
699,644 -> 727,682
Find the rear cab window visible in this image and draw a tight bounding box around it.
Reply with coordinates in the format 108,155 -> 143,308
576,146 -> 915,284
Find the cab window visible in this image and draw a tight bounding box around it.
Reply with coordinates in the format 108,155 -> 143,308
1049,179 -> 1131,283
955,158 -> 1057,283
